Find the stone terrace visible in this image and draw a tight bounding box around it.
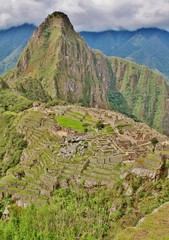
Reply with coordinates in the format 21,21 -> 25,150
0,106 -> 168,204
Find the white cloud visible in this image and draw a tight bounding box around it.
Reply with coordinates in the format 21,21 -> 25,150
0,0 -> 169,31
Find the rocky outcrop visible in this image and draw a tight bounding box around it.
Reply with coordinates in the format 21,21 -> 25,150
127,154 -> 167,181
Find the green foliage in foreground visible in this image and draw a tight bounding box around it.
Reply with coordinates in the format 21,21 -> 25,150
1,178 -> 169,240
0,187 -> 113,240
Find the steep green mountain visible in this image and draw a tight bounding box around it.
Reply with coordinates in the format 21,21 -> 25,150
80,28 -> 169,79
13,12 -> 110,109
0,24 -> 36,75
4,12 -> 169,136
0,12 -> 169,239
109,57 -> 169,135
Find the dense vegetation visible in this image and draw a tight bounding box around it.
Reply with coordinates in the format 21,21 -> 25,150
0,110 -> 27,177
109,57 -> 169,135
115,202 -> 169,240
16,77 -> 50,102
0,177 -> 169,239
0,89 -> 32,112
0,81 -> 31,176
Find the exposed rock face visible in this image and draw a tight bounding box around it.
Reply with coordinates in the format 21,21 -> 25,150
128,154 -> 166,181
2,206 -> 10,220
4,11 -> 169,136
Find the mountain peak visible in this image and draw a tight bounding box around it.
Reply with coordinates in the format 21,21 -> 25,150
39,11 -> 74,32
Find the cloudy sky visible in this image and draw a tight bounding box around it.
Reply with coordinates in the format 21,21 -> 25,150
1,0 -> 169,31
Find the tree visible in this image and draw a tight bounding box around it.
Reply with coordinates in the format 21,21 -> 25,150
83,123 -> 89,134
84,128 -> 88,134
151,137 -> 159,153
95,120 -> 104,130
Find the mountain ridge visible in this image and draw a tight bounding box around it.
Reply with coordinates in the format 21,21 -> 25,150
80,27 -> 169,78
1,23 -> 169,79
0,24 -> 36,75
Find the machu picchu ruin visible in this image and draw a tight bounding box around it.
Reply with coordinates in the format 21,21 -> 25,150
1,105 -> 169,207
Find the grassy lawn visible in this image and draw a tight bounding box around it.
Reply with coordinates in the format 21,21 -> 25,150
55,116 -> 85,132
55,115 -> 114,134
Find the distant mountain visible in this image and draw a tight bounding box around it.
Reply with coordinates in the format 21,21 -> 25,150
0,24 -> 36,75
80,28 -> 169,79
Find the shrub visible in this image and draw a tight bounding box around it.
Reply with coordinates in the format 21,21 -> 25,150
95,120 -> 104,130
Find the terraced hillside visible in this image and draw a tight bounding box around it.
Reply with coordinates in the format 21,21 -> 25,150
0,104 -> 169,206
